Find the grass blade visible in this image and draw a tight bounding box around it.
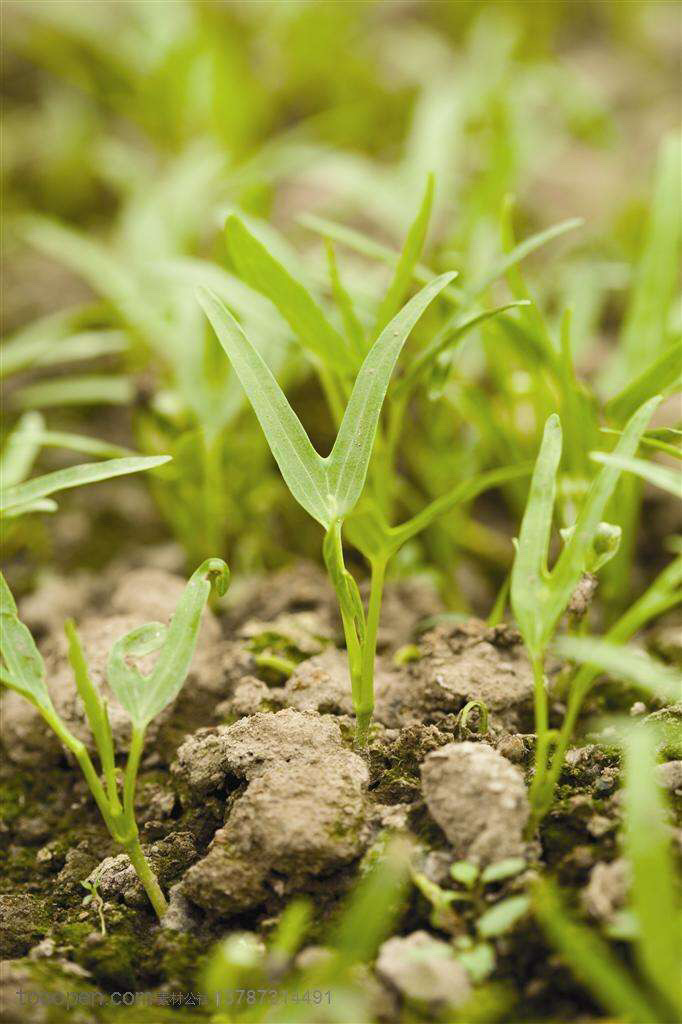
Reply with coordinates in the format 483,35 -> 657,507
621,133 -> 681,374
511,414 -> 562,658
591,452 -> 681,497
13,375 -> 133,409
555,636 -> 681,704
0,412 -> 45,487
548,396 -> 661,634
606,339 -> 682,424
327,272 -> 455,519
534,879 -> 665,1024
225,214 -> 352,374
0,455 -> 171,515
197,286 -> 331,527
471,217 -> 584,297
397,300 -> 529,397
326,241 -> 366,359
621,723 -> 682,1017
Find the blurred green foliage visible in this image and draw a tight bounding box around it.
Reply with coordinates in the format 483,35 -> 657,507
1,3 -> 680,1021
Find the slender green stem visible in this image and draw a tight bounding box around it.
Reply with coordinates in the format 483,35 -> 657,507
123,726 -> 145,824
124,835 -> 168,919
529,654 -> 550,813
356,557 -> 386,746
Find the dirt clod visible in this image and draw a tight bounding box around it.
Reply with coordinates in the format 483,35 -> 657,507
376,930 -> 471,1009
420,742 -> 530,864
178,710 -> 370,918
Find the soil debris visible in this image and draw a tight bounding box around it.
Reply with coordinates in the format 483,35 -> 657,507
420,742 -> 530,864
376,930 -> 471,1010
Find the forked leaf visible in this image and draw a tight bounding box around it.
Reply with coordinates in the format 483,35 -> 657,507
107,623 -> 168,726
225,215 -> 352,375
511,414 -> 562,658
107,559 -> 229,728
590,452 -> 681,498
198,273 -> 454,527
326,272 -> 455,519
0,455 -> 171,516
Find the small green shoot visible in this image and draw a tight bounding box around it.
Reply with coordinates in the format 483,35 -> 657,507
81,872 -> 107,936
0,560 -> 229,921
511,396 -> 661,818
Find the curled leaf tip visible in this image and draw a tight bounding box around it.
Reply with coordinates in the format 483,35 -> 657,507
196,557 -> 230,597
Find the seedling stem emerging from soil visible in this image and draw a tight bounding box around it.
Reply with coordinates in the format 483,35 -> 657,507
0,559 -> 229,920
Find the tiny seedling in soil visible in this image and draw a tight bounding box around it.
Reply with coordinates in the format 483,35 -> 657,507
81,871 -> 107,936
0,559 -> 229,920
199,197 -> 530,746
510,395 -> 665,822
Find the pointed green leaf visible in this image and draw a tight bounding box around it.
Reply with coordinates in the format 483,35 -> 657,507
225,215 -> 352,374
397,301 -> 529,398
511,414 -> 562,657
65,620 -> 117,784
327,272 -> 455,519
549,396 -> 661,625
197,286 -> 331,526
13,375 -> 133,409
471,217 -> 584,297
621,133 -> 681,373
0,412 -> 45,488
326,241 -> 365,359
0,455 -> 171,516
606,339 -> 682,423
590,452 -> 682,498
390,463 -> 533,554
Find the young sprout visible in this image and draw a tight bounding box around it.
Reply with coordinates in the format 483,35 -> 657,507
81,871 -> 107,936
0,559 -> 229,921
199,258 -> 530,745
510,395 -> 661,820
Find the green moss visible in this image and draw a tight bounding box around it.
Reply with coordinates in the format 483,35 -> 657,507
0,771 -> 28,825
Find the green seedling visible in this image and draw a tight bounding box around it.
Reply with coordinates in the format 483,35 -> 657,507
412,856 -> 529,982
200,270 -> 530,745
81,871 -> 107,936
0,559 -> 229,921
510,395 -> 661,820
